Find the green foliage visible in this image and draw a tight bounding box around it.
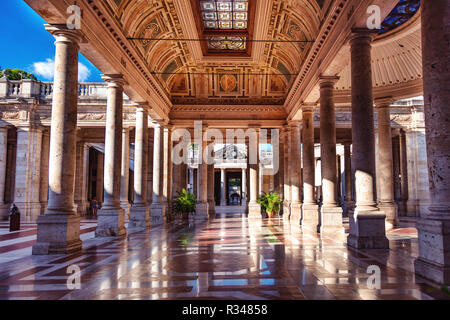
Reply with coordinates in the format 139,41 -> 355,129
0,69 -> 37,81
257,191 -> 282,215
172,188 -> 197,215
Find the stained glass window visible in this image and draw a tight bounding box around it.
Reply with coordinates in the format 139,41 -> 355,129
379,0 -> 421,34
200,1 -> 249,30
207,36 -> 247,50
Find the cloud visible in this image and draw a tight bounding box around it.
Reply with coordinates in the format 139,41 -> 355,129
32,58 -> 91,82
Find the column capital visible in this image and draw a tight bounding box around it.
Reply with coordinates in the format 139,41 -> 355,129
349,28 -> 378,44
302,103 -> 317,113
318,75 -> 340,87
287,120 -> 302,128
375,96 -> 395,109
44,24 -> 84,47
134,102 -> 148,113
101,74 -> 126,88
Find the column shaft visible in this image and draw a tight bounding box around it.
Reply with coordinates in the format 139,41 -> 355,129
150,123 -> 165,224
0,127 -> 9,219
195,128 -> 209,218
319,77 -> 344,235
414,0 -> 450,284
283,128 -> 291,220
290,123 -> 302,224
220,169 -> 226,206
96,75 -> 126,237
120,128 -> 131,216
376,99 -> 399,229
33,26 -> 83,254
347,30 -> 388,249
248,129 -> 261,218
302,109 -> 319,230
129,106 -> 149,228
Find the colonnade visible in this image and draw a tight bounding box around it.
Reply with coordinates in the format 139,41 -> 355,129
20,2 -> 450,283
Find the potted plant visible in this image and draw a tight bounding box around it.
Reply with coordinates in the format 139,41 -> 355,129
172,188 -> 197,221
257,191 -> 282,219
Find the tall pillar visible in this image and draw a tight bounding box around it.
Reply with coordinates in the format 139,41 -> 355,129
147,127 -> 154,209
347,29 -> 388,249
96,75 -> 126,237
129,105 -> 149,228
289,122 -> 303,224
195,127 -> 209,218
343,142 -> 354,216
301,107 -> 319,230
0,127 -> 9,219
74,141 -> 89,217
248,128 -> 261,218
120,127 -> 131,217
150,122 -> 165,224
162,126 -> 173,220
318,76 -> 345,235
207,162 -> 216,216
39,129 -> 50,215
283,128 -> 292,220
220,168 -> 226,206
376,98 -> 399,229
33,25 -> 83,255
14,125 -> 43,221
414,0 -> 450,284
241,168 -> 247,206
96,152 -> 104,205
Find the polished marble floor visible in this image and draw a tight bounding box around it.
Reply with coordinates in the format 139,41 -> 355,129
0,214 -> 449,300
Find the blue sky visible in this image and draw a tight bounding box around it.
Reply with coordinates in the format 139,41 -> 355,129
0,1 -> 102,82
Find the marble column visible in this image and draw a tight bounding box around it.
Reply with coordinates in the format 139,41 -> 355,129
33,25 -> 83,255
376,98 -> 399,229
0,127 -> 9,219
147,127 -> 154,209
129,105 -> 149,228
14,125 -> 43,221
289,122 -> 303,224
150,122 -> 165,224
195,128 -> 209,219
120,127 -> 131,217
318,76 -> 344,235
74,141 -> 89,217
347,29 -> 388,249
343,142 -> 354,217
400,130 -> 411,215
414,0 -> 450,284
241,168 -> 247,206
220,168 -> 226,206
96,75 -> 126,237
39,130 -> 50,215
207,162 -> 216,217
162,126 -> 172,221
301,107 -> 319,230
96,153 -> 104,205
283,128 -> 292,220
248,128 -> 261,218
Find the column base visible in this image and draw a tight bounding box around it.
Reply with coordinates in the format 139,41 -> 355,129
290,202 -> 302,225
129,205 -> 149,228
301,203 -> 319,231
378,201 -> 399,230
120,201 -> 131,219
248,202 -> 262,219
344,200 -> 355,217
16,202 -> 42,222
95,207 -> 126,237
208,200 -> 216,218
414,218 -> 450,284
195,202 -> 209,220
347,208 -> 389,249
283,201 -> 291,221
150,203 -> 165,226
75,200 -> 89,217
32,213 -> 82,255
319,205 -> 345,235
0,204 -> 10,221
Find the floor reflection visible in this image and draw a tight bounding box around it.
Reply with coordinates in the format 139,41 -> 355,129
0,214 -> 448,300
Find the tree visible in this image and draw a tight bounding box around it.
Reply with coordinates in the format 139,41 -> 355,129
0,68 -> 37,81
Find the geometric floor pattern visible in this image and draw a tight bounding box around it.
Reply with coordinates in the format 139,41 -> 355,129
0,214 -> 449,300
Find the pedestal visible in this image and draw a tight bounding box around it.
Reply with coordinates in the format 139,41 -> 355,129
95,208 -> 126,237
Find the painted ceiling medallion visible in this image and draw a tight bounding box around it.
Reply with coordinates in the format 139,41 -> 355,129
220,74 -> 238,92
